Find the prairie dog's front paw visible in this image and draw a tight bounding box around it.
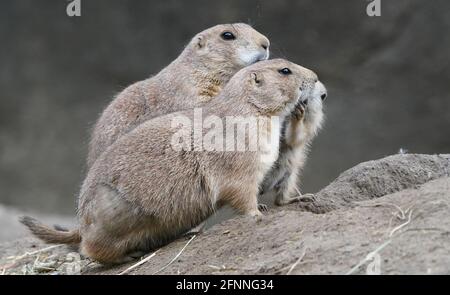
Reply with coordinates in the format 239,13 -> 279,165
247,209 -> 264,222
247,209 -> 263,217
292,101 -> 306,121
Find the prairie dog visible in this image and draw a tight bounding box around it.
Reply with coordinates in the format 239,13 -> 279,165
87,23 -> 270,168
21,59 -> 318,264
260,76 -> 326,206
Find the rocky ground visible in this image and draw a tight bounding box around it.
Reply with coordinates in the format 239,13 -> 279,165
0,154 -> 449,275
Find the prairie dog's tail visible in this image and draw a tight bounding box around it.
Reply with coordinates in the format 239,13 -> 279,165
20,216 -> 81,245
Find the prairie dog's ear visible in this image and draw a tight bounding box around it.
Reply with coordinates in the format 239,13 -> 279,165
196,35 -> 206,49
251,72 -> 263,86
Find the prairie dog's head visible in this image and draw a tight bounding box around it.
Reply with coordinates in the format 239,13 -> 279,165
227,59 -> 317,117
188,23 -> 270,70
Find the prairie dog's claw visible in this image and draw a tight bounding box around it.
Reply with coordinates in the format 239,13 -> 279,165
258,203 -> 269,212
299,193 -> 316,203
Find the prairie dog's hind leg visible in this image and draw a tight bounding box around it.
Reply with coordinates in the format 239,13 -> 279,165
221,185 -> 263,217
273,142 -> 313,206
272,162 -> 294,206
79,184 -> 159,264
274,169 -> 311,206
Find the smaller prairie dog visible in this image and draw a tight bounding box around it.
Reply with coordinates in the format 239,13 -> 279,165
260,74 -> 326,206
88,23 -> 270,168
21,59 -> 319,264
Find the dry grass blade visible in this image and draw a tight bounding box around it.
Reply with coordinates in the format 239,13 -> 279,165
346,239 -> 391,275
32,253 -> 41,270
390,209 -> 414,237
153,234 -> 197,275
347,202 -> 416,275
118,250 -> 160,275
7,244 -> 63,261
1,244 -> 65,274
286,246 -> 307,275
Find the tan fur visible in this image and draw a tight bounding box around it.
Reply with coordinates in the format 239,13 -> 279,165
22,59 -> 317,264
87,23 -> 270,168
260,76 -> 326,206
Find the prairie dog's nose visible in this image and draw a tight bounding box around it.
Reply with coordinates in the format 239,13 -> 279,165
259,37 -> 270,59
260,38 -> 270,51
315,81 -> 327,101
259,39 -> 270,60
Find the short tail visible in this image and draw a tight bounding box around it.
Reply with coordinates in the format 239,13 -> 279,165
19,216 -> 81,245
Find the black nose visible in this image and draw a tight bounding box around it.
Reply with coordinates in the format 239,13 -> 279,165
321,93 -> 327,100
261,44 -> 268,50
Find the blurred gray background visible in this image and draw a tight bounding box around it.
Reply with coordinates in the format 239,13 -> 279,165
0,0 -> 449,215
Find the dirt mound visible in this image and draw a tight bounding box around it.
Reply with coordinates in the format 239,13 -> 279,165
1,154 -> 449,275
298,154 -> 450,213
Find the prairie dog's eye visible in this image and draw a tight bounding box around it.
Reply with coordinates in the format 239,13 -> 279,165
278,68 -> 292,75
221,31 -> 236,40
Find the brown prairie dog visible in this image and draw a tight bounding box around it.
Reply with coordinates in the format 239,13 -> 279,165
260,75 -> 327,206
87,23 -> 270,168
21,59 -> 318,264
